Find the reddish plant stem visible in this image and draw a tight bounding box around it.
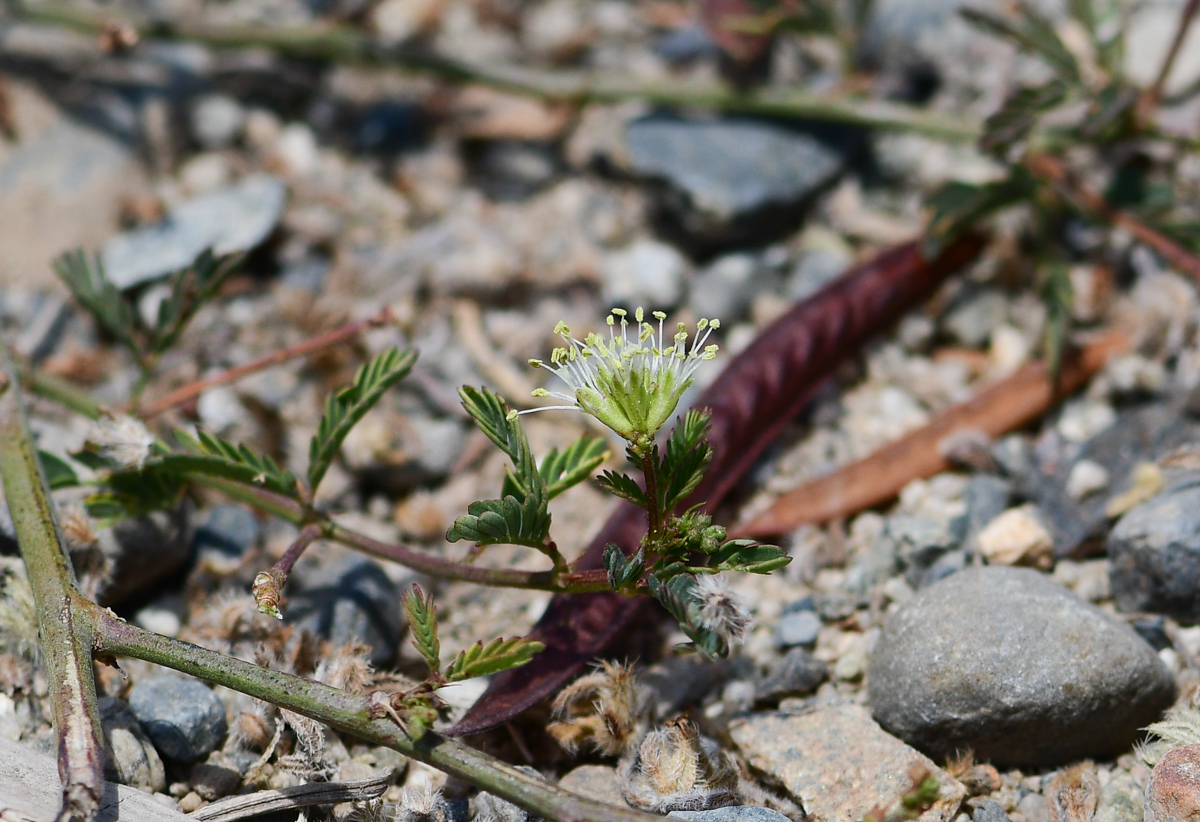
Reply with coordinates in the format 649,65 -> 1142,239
252,522 -> 323,617
139,308 -> 391,418
450,233 -> 987,736
1144,0 -> 1200,111
1026,153 -> 1200,282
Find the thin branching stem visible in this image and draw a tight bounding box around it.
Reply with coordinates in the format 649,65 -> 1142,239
0,345 -> 105,822
18,361 -> 106,420
1146,0 -> 1200,110
139,308 -> 392,418
253,522 -> 323,618
15,0 -> 982,141
89,606 -> 660,822
190,474 -> 612,592
1025,153 -> 1200,282
0,349 -> 658,822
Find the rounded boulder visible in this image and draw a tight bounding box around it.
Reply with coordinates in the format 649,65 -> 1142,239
867,566 -> 1174,766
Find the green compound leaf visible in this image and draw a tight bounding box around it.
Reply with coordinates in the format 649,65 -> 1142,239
961,5 -> 1080,83
85,467 -> 184,521
603,543 -> 645,592
147,250 -> 241,357
165,429 -> 300,498
924,169 -> 1036,256
54,250 -> 141,358
540,436 -> 610,499
402,584 -> 441,675
980,79 -> 1068,157
459,386 -> 523,463
1041,262 -> 1075,382
595,470 -> 647,508
444,636 -> 545,682
709,539 -> 791,574
445,494 -> 551,549
647,573 -> 729,661
38,451 -> 80,490
658,409 -> 714,514
308,347 -> 417,493
460,386 -> 543,502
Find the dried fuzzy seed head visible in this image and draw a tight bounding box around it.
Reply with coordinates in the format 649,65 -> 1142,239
229,702 -> 276,751
88,415 -> 155,470
1047,762 -> 1099,822
58,504 -> 98,548
396,782 -> 452,822
344,799 -> 390,822
524,308 -> 721,442
0,558 -> 40,662
693,575 -> 752,648
315,642 -> 374,694
548,661 -> 646,756
618,718 -> 739,813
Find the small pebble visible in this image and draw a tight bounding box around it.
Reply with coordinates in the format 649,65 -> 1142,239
1066,460 -> 1110,500
976,505 -> 1053,569
178,792 -> 203,814
773,609 -> 822,648
1108,484 -> 1200,620
128,677 -> 228,763
973,800 -> 1011,822
757,648 -> 827,704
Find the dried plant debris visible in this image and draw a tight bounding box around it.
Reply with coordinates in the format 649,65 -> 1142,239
617,717 -> 740,813
1139,703 -> 1200,767
547,661 -> 648,757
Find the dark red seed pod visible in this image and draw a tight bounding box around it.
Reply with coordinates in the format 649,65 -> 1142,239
450,233 -> 987,736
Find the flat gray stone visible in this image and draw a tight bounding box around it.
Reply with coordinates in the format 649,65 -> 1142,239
624,115 -> 851,251
1108,482 -> 1200,621
102,174 -> 286,288
289,556 -> 403,668
868,566 -> 1175,766
0,79 -> 150,290
729,704 -> 965,822
128,676 -> 228,763
559,764 -> 626,808
670,807 -> 792,822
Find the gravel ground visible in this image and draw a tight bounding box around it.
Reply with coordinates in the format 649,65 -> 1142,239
3,0 -> 1200,820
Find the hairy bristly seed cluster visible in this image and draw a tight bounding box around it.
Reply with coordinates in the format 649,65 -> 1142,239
617,717 -> 740,813
87,414 -> 155,469
525,308 -> 719,443
547,660 -> 646,756
693,574 -> 752,649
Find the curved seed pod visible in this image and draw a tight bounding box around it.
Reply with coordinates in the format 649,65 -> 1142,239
449,234 -> 987,736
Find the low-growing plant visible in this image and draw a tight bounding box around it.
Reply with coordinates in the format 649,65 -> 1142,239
4,251 -> 787,821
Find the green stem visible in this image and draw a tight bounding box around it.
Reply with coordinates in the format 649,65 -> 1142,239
0,346 -> 105,822
190,474 -> 612,592
15,0 -> 982,141
90,607 -> 659,822
637,447 -> 663,545
19,365 -> 105,421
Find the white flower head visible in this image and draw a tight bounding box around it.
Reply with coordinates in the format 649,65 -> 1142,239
693,574 -> 751,648
88,415 -> 155,470
526,307 -> 720,443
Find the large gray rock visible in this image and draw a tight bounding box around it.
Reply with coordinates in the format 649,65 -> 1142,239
729,704 -> 965,822
1108,482 -> 1200,621
624,115 -> 854,253
868,567 -> 1175,766
0,79 -> 150,291
102,173 -> 286,288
